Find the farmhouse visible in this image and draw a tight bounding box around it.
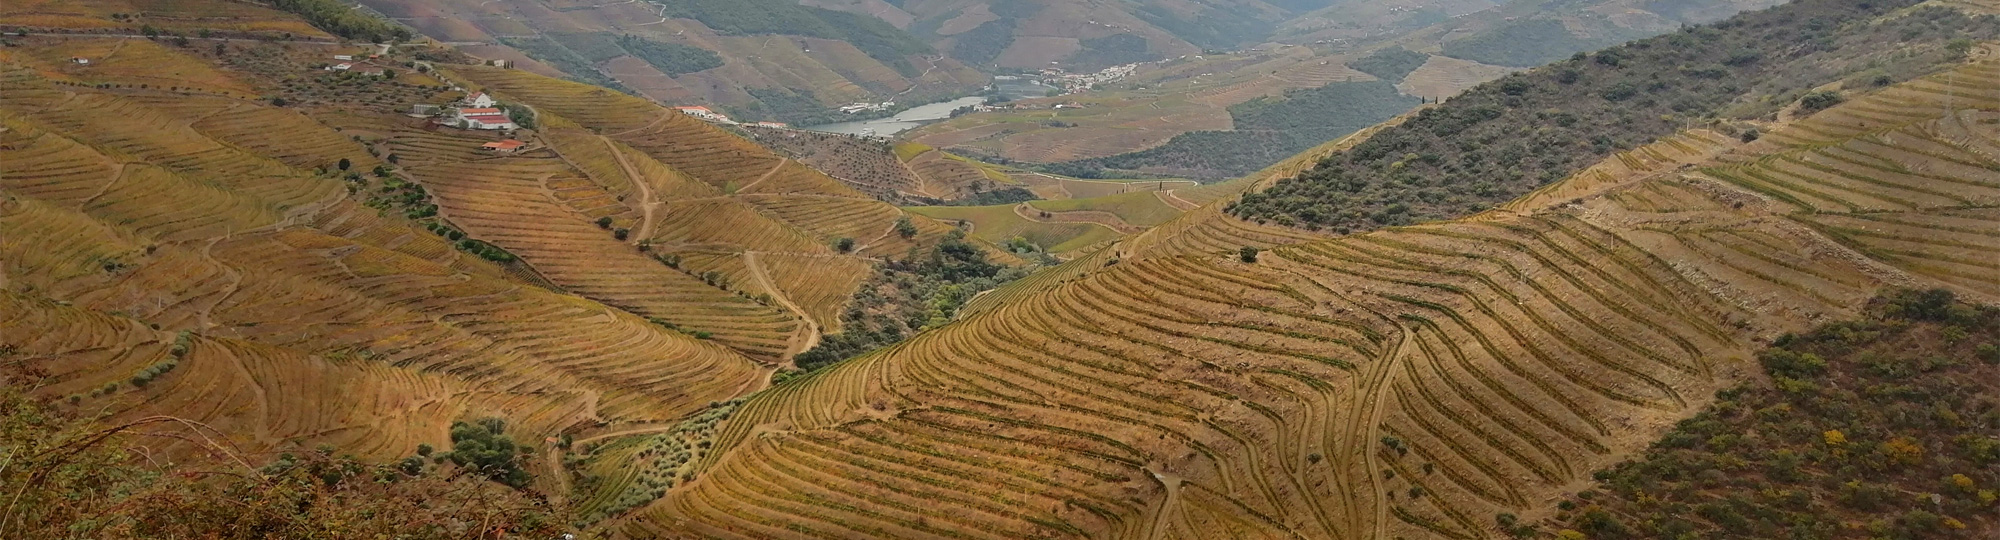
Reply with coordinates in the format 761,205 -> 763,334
463,92 -> 497,108
481,139 -> 526,153
453,107 -> 516,130
70,57 -> 90,65
334,54 -> 354,61
755,121 -> 788,129
328,63 -> 352,71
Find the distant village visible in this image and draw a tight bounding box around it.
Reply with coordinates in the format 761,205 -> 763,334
1033,63 -> 1140,95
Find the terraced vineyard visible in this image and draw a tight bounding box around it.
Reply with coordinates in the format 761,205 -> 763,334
403,154 -> 803,360
11,2 -> 2000,537
0,48 -> 763,469
610,41 -> 2000,539
0,31 -> 999,496
421,66 -> 1040,363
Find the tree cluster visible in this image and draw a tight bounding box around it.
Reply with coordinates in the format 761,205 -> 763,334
1347,47 -> 1431,83
1064,80 -> 1417,180
791,231 -> 1034,373
265,0 -> 412,43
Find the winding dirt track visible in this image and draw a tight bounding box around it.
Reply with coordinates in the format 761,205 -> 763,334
742,250 -> 821,368
602,136 -> 660,243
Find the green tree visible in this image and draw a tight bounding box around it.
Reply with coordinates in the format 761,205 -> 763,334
443,418 -> 530,487
1798,90 -> 1843,112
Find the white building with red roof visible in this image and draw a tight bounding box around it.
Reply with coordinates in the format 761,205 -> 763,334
453,107 -> 516,130
482,139 -> 527,153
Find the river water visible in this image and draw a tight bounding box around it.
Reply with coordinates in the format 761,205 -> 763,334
802,96 -> 989,136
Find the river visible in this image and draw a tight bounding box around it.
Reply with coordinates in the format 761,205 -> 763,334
802,96 -> 988,136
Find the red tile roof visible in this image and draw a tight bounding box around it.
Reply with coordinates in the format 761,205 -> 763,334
459,107 -> 503,114
482,139 -> 526,149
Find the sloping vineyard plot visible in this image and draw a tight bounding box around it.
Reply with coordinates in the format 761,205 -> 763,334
407,155 -> 800,361
0,291 -> 588,461
650,198 -> 827,254
753,252 -> 874,335
743,194 -> 957,257
189,104 -> 381,171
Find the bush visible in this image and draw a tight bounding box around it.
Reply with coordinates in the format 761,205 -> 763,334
1798,90 -> 1844,112
1238,246 -> 1259,263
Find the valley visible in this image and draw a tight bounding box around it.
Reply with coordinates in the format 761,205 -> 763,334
2,0 -> 1999,538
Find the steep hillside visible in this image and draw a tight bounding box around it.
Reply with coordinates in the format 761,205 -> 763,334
0,54 -> 758,474
605,21 -> 2000,538
1235,0 -> 2000,231
0,6 -> 996,478
353,0 -> 987,124
1542,289 -> 2000,539
1433,0 -> 1788,68
9,1 -> 2000,538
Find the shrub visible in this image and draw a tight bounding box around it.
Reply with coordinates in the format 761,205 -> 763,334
834,237 -> 855,252
1238,246 -> 1259,263
1798,90 -> 1844,112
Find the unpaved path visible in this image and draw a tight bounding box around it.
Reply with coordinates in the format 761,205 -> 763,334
743,251 -> 819,368
1143,468 -> 1184,540
1157,189 -> 1200,211
1364,324 -> 1414,535
601,136 -> 660,243
607,111 -> 673,137
732,158 -> 789,193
